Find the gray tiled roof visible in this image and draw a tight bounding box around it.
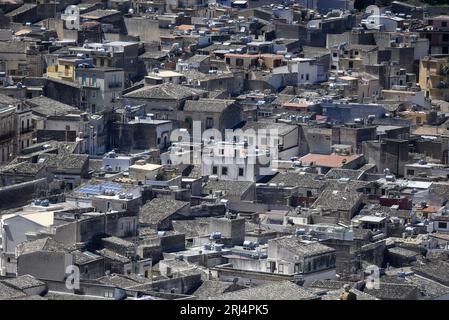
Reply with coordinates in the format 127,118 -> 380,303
0,93 -> 20,106
412,260 -> 449,287
325,168 -> 364,180
209,281 -> 318,300
271,94 -> 296,106
363,282 -> 418,300
72,250 -> 103,265
96,248 -> 130,263
360,203 -> 410,220
312,188 -> 363,211
318,288 -> 378,300
39,153 -> 89,171
0,161 -> 46,175
0,283 -> 27,300
181,69 -> 233,81
139,198 -> 189,226
139,51 -> 168,60
19,237 -> 68,255
27,96 -> 79,117
185,55 -> 209,64
203,180 -> 254,197
388,247 -> 419,258
184,99 -> 235,113
10,295 -> 47,300
193,280 -> 246,299
382,273 -> 449,300
124,83 -> 206,100
200,43 -> 246,53
97,274 -> 148,289
172,218 -> 210,238
102,236 -> 135,248
309,279 -> 351,290
429,182 -> 449,200
2,275 -> 46,290
80,9 -> 120,19
269,236 -> 335,258
44,291 -> 112,300
267,172 -> 326,189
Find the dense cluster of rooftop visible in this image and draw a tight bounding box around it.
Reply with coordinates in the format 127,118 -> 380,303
1,0 -> 449,301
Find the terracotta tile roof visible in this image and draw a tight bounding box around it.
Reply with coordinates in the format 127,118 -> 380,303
299,153 -> 363,168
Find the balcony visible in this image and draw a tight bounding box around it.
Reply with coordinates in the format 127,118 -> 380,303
0,131 -> 15,144
108,82 -> 122,89
20,127 -> 34,134
82,83 -> 100,89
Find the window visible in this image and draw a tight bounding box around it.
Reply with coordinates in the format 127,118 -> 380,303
444,34 -> 449,42
306,74 -> 309,81
306,190 -> 312,197
185,117 -> 193,129
212,166 -> 218,175
206,117 -> 214,129
294,263 -> 300,274
236,58 -> 244,67
238,168 -> 244,176
407,169 -> 415,176
438,222 -> 447,229
332,52 -> 338,57
442,21 -> 447,28
92,75 -> 97,87
221,167 -> 228,175
278,264 -> 284,273
266,262 -> 272,272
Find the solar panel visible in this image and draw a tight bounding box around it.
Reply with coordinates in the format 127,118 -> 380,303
78,182 -> 124,196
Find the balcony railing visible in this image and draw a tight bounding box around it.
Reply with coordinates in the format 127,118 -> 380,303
20,127 -> 34,134
82,83 -> 100,89
0,131 -> 15,143
108,82 -> 122,88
